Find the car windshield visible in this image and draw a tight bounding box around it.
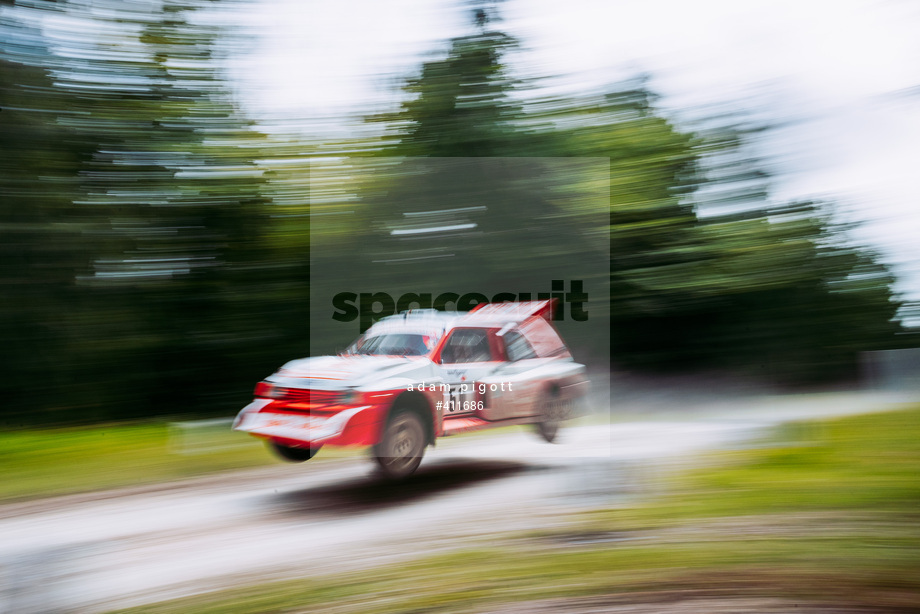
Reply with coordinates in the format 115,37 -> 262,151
346,333 -> 434,357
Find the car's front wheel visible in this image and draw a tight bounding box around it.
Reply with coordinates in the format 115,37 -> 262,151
269,441 -> 321,462
372,409 -> 426,479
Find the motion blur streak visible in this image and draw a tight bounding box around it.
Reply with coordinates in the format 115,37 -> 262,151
1,0 -> 918,612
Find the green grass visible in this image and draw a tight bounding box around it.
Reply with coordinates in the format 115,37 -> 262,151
110,405 -> 920,614
592,406 -> 920,524
0,420 -> 277,501
0,417 -> 569,502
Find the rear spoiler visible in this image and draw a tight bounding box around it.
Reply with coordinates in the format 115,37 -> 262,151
467,299 -> 555,323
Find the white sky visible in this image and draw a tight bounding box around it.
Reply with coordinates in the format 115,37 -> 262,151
224,0 -> 920,312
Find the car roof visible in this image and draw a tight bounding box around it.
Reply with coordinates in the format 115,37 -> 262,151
364,309 -> 463,337
365,300 -> 555,335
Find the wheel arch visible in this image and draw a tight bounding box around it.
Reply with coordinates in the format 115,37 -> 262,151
387,390 -> 435,447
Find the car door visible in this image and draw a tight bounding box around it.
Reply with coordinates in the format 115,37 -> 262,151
437,327 -> 501,415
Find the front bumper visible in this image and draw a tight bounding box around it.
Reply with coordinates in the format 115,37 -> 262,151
232,399 -> 383,446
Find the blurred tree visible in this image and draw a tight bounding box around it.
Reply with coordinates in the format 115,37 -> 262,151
549,81 -> 701,358
1,0 -> 905,431
332,8 -> 902,380
689,200 -> 904,382
373,9 -> 521,158
559,91 -> 903,381
0,2 -> 95,426
327,5 -> 607,358
58,0 -> 280,420
0,0 -> 285,424
682,116 -> 902,381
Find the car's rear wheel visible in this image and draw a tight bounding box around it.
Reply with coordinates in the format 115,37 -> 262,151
373,409 -> 426,479
269,441 -> 321,462
534,388 -> 569,443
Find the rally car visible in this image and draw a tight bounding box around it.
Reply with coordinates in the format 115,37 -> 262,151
232,300 -> 589,479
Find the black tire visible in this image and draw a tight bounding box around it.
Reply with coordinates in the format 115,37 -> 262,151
372,409 -> 426,479
269,441 -> 321,463
533,389 -> 569,443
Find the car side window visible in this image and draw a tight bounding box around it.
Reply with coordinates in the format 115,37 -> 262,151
441,329 -> 493,363
504,330 -> 537,361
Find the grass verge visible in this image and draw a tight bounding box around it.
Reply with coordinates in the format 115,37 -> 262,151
0,420 -> 276,501
0,417 -> 575,503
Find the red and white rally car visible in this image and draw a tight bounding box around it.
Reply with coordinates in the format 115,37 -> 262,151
232,300 -> 589,478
